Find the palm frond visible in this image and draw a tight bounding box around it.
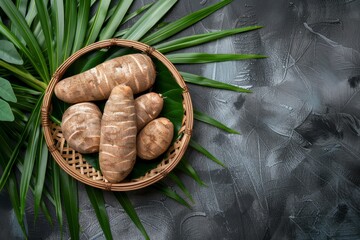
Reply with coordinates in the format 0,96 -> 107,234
111,2 -> 155,39
167,52 -> 267,64
0,94 -> 43,191
9,0 -> 28,44
122,0 -> 177,41
177,159 -> 206,186
155,26 -> 262,53
168,172 -> 194,203
114,192 -> 150,240
0,60 -> 46,91
85,0 -> 111,46
0,131 -> 27,236
33,135 -> 49,220
142,0 -> 233,45
15,160 -> 55,226
181,71 -> 251,93
7,175 -> 28,236
63,0 -> 77,60
19,122 -> 41,222
189,139 -> 225,167
59,170 -> 79,240
99,0 -> 133,40
25,0 -> 36,26
72,0 -> 90,53
85,186 -> 113,240
153,182 -> 192,208
194,110 -> 240,134
52,160 -> 63,237
50,0 -> 65,70
0,0 -> 49,81
121,2 -> 153,25
35,0 -> 55,73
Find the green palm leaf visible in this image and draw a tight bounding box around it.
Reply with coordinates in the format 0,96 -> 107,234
153,182 -> 191,208
7,175 -> 27,236
189,139 -> 225,167
0,94 -> 43,191
15,0 -> 28,17
120,2 -> 154,25
25,0 -> 36,26
15,160 -> 54,226
155,26 -> 262,53
52,161 -> 63,236
85,0 -> 111,46
34,134 -> 49,220
19,122 -> 41,222
112,3 -> 155,38
60,169 -> 79,240
114,192 -> 150,240
122,0 -> 177,41
167,52 -> 267,64
10,0 -> 27,45
0,131 -> 27,236
168,172 -> 194,203
63,0 -> 77,60
181,71 -> 251,93
85,186 -> 113,240
50,0 -> 65,70
0,0 -> 49,81
177,159 -> 206,186
194,110 -> 240,134
72,0 -> 90,53
35,0 -> 55,73
99,0 -> 133,40
0,60 -> 45,91
142,0 -> 233,45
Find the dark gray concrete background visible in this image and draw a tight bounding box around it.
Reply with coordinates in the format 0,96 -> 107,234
1,0 -> 360,239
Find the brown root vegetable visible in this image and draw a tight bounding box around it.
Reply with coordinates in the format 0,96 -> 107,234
54,54 -> 156,103
99,85 -> 137,183
137,117 -> 174,160
135,92 -> 163,131
61,102 -> 101,154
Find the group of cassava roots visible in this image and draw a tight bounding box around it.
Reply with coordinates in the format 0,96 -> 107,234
54,54 -> 175,183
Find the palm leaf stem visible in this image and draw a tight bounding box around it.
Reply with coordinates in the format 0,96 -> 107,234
0,60 -> 46,91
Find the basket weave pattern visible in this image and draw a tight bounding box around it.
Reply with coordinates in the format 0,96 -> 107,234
42,39 -> 193,191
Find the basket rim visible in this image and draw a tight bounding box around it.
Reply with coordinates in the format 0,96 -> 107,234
41,38 -> 193,191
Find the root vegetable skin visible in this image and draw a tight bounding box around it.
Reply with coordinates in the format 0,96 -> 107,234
61,102 -> 101,154
99,85 -> 137,183
137,117 -> 174,160
54,54 -> 156,104
135,92 -> 163,131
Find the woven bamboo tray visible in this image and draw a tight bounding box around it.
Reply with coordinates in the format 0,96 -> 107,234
41,39 -> 193,191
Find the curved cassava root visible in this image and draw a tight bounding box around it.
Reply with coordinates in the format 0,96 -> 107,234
55,54 -> 156,103
99,85 -> 137,183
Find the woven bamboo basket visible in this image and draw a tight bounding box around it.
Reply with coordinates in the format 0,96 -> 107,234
41,39 -> 193,191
